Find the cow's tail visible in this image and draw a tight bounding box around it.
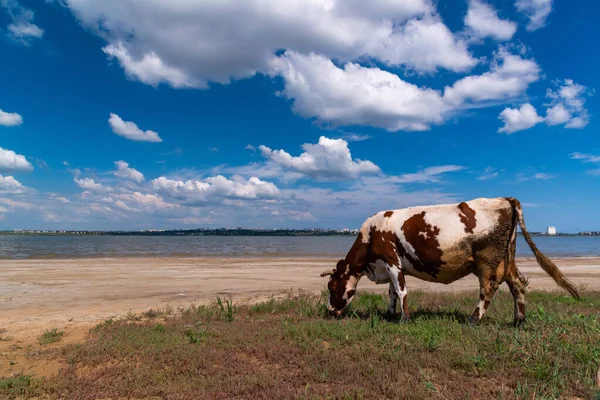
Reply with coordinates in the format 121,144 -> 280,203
507,197 -> 580,299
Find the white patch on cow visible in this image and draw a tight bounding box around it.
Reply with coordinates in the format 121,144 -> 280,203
365,260 -> 391,284
342,276 -> 359,301
384,264 -> 409,318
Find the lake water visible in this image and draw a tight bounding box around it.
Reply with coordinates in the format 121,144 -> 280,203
0,235 -> 599,259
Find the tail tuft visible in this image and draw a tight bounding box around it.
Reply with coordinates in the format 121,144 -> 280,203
506,197 -> 580,299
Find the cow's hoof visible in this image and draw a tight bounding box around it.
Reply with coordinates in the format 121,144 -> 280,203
468,316 -> 480,326
513,317 -> 526,328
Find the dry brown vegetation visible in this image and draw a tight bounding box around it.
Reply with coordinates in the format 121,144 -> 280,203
2,290 -> 600,400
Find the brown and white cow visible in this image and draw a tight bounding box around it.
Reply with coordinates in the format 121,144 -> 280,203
321,197 -> 579,326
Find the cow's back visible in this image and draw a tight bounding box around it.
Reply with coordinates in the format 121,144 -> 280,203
360,198 -> 514,283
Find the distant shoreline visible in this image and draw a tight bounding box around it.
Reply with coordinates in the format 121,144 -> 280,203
1,230 -> 599,237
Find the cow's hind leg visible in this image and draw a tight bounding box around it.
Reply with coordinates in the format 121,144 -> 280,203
505,266 -> 526,327
469,273 -> 499,326
386,266 -> 410,321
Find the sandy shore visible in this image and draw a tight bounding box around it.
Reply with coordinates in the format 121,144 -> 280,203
1,256 -> 599,376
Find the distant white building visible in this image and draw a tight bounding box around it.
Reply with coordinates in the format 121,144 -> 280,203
547,226 -> 557,235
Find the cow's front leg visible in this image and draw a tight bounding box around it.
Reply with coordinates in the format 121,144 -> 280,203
388,282 -> 398,315
386,266 -> 410,321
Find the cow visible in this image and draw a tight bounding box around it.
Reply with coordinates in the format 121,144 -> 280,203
321,197 -> 579,326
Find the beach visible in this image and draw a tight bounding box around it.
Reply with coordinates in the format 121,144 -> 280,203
2,255 -> 599,396
2,256 -> 599,338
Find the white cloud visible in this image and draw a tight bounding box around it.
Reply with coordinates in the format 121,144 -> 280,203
340,133 -> 371,142
108,113 -> 162,143
361,15 -> 477,73
245,144 -> 256,152
152,175 -> 280,204
8,21 -> 43,39
1,0 -> 44,44
545,79 -> 592,129
570,152 -> 600,164
533,173 -> 554,180
464,0 -> 517,41
570,153 -> 600,176
478,167 -> 500,180
110,191 -> 176,213
0,146 -> 33,172
497,79 -> 593,133
272,49 -> 539,132
392,165 -> 466,183
271,52 -> 449,132
498,103 -> 543,133
515,0 -> 552,31
74,177 -> 113,192
279,178 -> 461,227
0,108 -> 23,126
259,136 -> 380,180
103,43 -> 203,89
545,103 -> 571,126
444,49 -> 541,107
517,172 -> 556,181
114,160 -> 144,183
59,1 -> 556,135
0,174 -> 25,193
65,0 -> 476,90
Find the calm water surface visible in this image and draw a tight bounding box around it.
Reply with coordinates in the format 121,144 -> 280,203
0,235 -> 599,259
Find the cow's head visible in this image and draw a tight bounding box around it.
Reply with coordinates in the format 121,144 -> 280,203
321,259 -> 359,316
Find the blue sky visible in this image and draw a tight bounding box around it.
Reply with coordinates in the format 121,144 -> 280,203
0,0 -> 598,232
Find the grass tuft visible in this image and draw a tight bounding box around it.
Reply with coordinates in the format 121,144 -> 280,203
216,296 -> 237,322
0,374 -> 33,398
38,328 -> 64,345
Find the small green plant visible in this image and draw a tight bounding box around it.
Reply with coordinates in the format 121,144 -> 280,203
369,312 -> 381,331
419,367 -> 438,392
125,310 -> 142,321
0,374 -> 32,397
184,328 -> 205,344
38,328 -> 64,345
426,333 -> 441,352
142,308 -> 160,319
216,296 -> 237,322
154,323 -> 165,333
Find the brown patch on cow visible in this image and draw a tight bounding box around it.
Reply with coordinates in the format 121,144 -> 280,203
365,227 -> 401,268
519,288 -> 525,295
517,302 -> 525,315
383,210 -> 394,218
483,300 -> 491,310
470,207 -> 513,279
479,293 -> 485,301
327,260 -> 351,310
397,271 -> 406,291
458,202 -> 477,233
346,290 -> 355,299
401,211 -> 445,278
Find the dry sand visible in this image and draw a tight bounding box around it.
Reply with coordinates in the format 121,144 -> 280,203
1,256 -> 599,377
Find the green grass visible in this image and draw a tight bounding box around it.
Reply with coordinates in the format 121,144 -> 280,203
4,290 -> 600,400
0,374 -> 34,398
37,328 -> 64,345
